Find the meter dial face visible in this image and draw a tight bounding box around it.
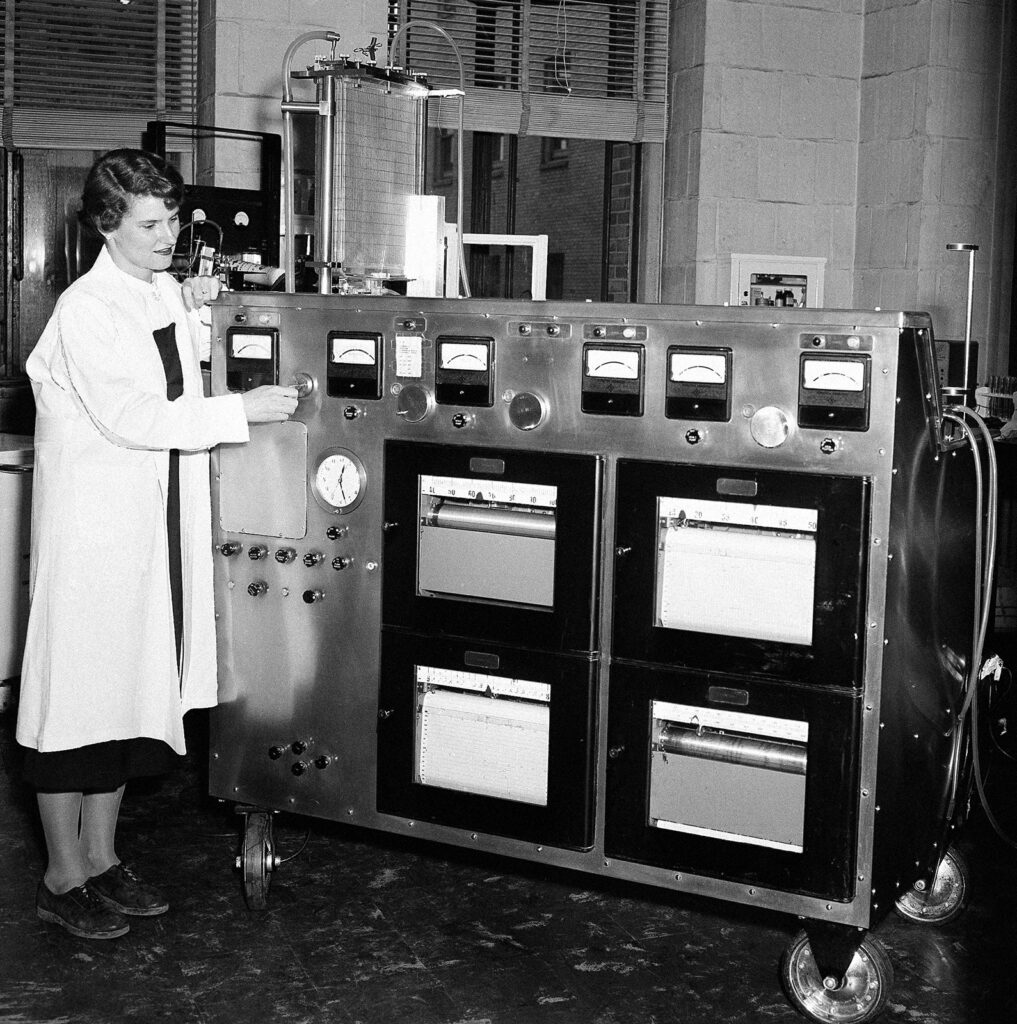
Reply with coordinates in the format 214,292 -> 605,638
802,358 -> 865,392
585,348 -> 640,379
312,449 -> 366,514
439,342 -> 488,370
331,336 -> 377,366
230,332 -> 273,360
669,351 -> 727,384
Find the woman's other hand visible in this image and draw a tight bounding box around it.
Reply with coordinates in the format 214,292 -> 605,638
241,385 -> 300,423
181,275 -> 222,311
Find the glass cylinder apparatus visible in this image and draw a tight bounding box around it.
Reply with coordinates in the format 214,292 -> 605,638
287,58 -> 429,293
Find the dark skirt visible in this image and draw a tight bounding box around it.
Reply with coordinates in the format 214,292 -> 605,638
22,738 -> 179,794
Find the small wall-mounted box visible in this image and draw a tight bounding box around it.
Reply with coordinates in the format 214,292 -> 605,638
730,254 -> 826,308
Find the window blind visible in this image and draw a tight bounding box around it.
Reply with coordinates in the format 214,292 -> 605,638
398,0 -> 669,142
1,0 -> 197,150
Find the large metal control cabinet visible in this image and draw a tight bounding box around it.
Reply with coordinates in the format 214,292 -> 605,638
208,295 -> 978,1022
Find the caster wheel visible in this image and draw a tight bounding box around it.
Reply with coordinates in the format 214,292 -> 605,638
895,846 -> 969,925
239,810 -> 276,911
780,929 -> 893,1024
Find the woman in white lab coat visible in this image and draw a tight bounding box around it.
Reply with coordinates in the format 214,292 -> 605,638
16,149 -> 298,940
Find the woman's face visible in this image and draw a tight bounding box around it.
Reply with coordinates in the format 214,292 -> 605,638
102,193 -> 180,282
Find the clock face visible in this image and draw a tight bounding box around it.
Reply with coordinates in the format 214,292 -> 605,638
312,449 -> 366,513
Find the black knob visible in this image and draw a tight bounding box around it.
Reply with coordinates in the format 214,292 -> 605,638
291,740 -> 307,755
248,545 -> 267,560
275,547 -> 296,564
343,406 -> 359,420
247,580 -> 268,597
218,542 -> 241,556
291,761 -> 308,776
331,556 -> 351,571
314,755 -> 332,770
303,551 -> 324,567
451,413 -> 468,429
302,589 -> 324,603
608,745 -> 625,759
820,437 -> 838,454
268,745 -> 285,760
326,525 -> 348,541
685,428 -> 702,445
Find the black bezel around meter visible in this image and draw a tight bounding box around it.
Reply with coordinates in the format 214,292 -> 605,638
225,326 -> 278,392
326,331 -> 382,400
797,353 -> 871,431
581,342 -> 645,416
665,345 -> 732,421
435,336 -> 494,407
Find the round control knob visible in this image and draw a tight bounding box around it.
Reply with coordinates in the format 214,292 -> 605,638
291,761 -> 308,776
326,525 -> 348,541
343,406 -> 359,420
684,428 -> 702,445
395,384 -> 431,423
303,551 -> 324,567
290,372 -> 314,398
302,589 -> 324,604
508,392 -> 545,431
248,545 -> 267,560
267,745 -> 285,760
275,547 -> 296,564
218,542 -> 241,556
820,437 -> 838,454
291,740 -> 307,755
247,580 -> 268,597
314,755 -> 332,770
331,556 -> 351,571
749,406 -> 792,448
451,412 -> 472,429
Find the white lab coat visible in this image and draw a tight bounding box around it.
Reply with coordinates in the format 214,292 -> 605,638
16,247 -> 249,755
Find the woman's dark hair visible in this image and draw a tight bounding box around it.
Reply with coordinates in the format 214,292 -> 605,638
79,148 -> 185,235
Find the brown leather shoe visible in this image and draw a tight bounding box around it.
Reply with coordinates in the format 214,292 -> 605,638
88,863 -> 169,917
36,881 -> 130,939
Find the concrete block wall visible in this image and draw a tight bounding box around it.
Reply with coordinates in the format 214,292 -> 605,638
857,0 -> 1015,369
662,0 -> 864,307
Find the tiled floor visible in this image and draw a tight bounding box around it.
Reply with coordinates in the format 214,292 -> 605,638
1,697 -> 1015,1024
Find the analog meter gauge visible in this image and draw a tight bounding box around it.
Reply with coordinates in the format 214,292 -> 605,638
581,342 -> 645,416
798,354 -> 871,431
439,341 -> 489,371
801,359 -> 865,392
435,336 -> 494,407
670,351 -> 727,384
585,348 -> 640,379
665,346 -> 732,422
312,448 -> 367,514
230,333 -> 273,360
327,331 -> 382,399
